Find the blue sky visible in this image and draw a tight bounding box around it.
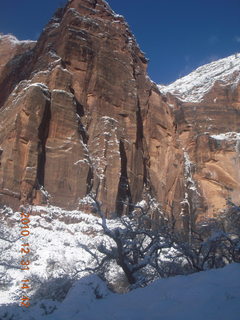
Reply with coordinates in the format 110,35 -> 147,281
0,0 -> 240,84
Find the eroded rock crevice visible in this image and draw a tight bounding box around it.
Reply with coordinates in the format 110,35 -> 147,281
116,140 -> 132,216
36,100 -> 52,188
75,99 -> 89,145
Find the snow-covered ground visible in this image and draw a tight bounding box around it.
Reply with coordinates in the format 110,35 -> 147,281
45,263 -> 240,320
1,262 -> 239,320
158,53 -> 240,103
0,205 -> 239,320
0,205 -> 123,305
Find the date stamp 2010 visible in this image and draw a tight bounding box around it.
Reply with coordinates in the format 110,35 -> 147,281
20,209 -> 31,308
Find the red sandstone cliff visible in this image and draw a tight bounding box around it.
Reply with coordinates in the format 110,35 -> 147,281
159,55 -> 240,220
0,0 -> 239,227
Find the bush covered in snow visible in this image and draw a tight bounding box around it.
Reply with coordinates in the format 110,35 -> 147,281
79,197 -> 240,290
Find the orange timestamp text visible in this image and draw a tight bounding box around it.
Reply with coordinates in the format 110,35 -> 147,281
19,209 -> 32,308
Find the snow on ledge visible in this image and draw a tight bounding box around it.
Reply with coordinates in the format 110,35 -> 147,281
210,132 -> 240,141
0,34 -> 36,46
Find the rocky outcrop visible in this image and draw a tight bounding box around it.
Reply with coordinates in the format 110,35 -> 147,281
0,0 -> 182,218
0,35 -> 36,109
0,0 -> 239,226
0,34 -> 36,74
160,55 -> 240,221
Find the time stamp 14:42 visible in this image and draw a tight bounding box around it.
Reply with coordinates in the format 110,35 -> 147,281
20,210 -> 31,308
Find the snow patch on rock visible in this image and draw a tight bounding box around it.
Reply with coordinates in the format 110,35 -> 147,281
158,53 -> 240,103
210,132 -> 240,141
0,34 -> 36,46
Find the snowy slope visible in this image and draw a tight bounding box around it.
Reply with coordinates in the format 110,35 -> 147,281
1,263 -> 240,320
47,263 -> 240,320
0,206 -> 240,320
158,53 -> 240,103
0,204 -> 125,306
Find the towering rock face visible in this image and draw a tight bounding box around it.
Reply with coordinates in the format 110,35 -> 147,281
0,0 -> 182,217
159,55 -> 240,220
0,0 -> 239,226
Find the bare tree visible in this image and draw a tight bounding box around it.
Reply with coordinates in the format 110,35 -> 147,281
78,196 -> 173,287
172,202 -> 240,272
78,196 -> 240,289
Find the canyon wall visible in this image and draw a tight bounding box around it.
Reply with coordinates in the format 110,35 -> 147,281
0,0 -> 240,226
